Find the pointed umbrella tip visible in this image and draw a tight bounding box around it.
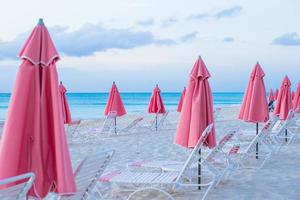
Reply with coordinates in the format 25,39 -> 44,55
60,81 -> 62,84
38,18 -> 44,25
113,81 -> 115,84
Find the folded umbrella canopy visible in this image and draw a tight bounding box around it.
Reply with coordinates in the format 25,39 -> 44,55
174,56 -> 216,189
59,81 -> 72,124
174,56 -> 215,148
148,85 -> 166,131
269,89 -> 275,102
0,19 -> 76,198
238,63 -> 269,123
273,76 -> 293,142
293,82 -> 300,110
104,81 -> 126,133
238,62 -> 269,158
273,76 -> 293,120
177,87 -> 186,112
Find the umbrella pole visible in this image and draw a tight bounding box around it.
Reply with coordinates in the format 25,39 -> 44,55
114,117 -> 117,135
198,148 -> 201,190
256,123 -> 258,159
155,114 -> 158,131
285,129 -> 287,142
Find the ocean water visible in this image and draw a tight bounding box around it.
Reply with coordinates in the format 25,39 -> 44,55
0,92 -> 244,120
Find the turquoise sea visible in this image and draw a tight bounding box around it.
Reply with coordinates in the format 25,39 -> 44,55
0,92 -> 244,120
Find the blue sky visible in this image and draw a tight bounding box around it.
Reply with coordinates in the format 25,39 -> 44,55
0,0 -> 299,92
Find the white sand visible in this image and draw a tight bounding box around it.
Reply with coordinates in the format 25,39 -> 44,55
66,105 -> 300,199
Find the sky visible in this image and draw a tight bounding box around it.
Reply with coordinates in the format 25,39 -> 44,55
0,0 -> 300,92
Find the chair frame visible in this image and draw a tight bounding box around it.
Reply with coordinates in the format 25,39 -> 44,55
0,172 -> 35,200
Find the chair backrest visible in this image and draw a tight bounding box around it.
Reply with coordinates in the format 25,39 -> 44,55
101,112 -> 117,134
284,109 -> 295,126
157,111 -> 169,128
66,120 -> 82,135
121,117 -> 143,132
62,151 -> 114,200
244,127 -> 267,156
269,110 -> 294,134
206,130 -> 236,161
0,172 -> 35,200
175,124 -> 214,183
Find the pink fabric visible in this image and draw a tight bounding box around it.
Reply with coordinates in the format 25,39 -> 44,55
293,82 -> 300,110
273,76 -> 293,120
228,145 -> 240,155
238,63 -> 269,123
218,133 -> 234,145
269,89 -> 275,102
99,170 -> 122,182
174,57 -> 216,148
292,91 -> 295,100
177,87 -> 186,112
19,23 -> 59,66
0,21 -> 76,198
274,89 -> 279,100
148,85 -> 166,114
59,83 -> 72,124
104,82 -> 126,117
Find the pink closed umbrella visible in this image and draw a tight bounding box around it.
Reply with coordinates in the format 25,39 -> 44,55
273,76 -> 293,142
292,91 -> 295,100
104,81 -> 126,134
269,89 -> 275,102
238,62 -> 269,158
174,56 -> 216,188
59,82 -> 72,124
0,19 -> 76,198
148,85 -> 166,131
273,76 -> 293,120
293,82 -> 300,110
177,87 -> 186,112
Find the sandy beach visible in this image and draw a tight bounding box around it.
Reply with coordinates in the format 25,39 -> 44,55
65,105 -> 300,200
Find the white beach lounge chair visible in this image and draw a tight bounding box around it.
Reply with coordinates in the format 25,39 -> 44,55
119,117 -> 144,134
127,130 -> 238,186
228,127 -> 274,169
233,113 -> 294,153
47,150 -> 114,200
65,119 -> 82,136
157,111 -> 174,130
280,110 -> 297,145
255,110 -> 296,150
0,172 -> 35,200
101,111 -> 118,135
87,111 -> 118,136
143,111 -> 172,131
99,124 -> 218,200
88,115 -> 146,137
